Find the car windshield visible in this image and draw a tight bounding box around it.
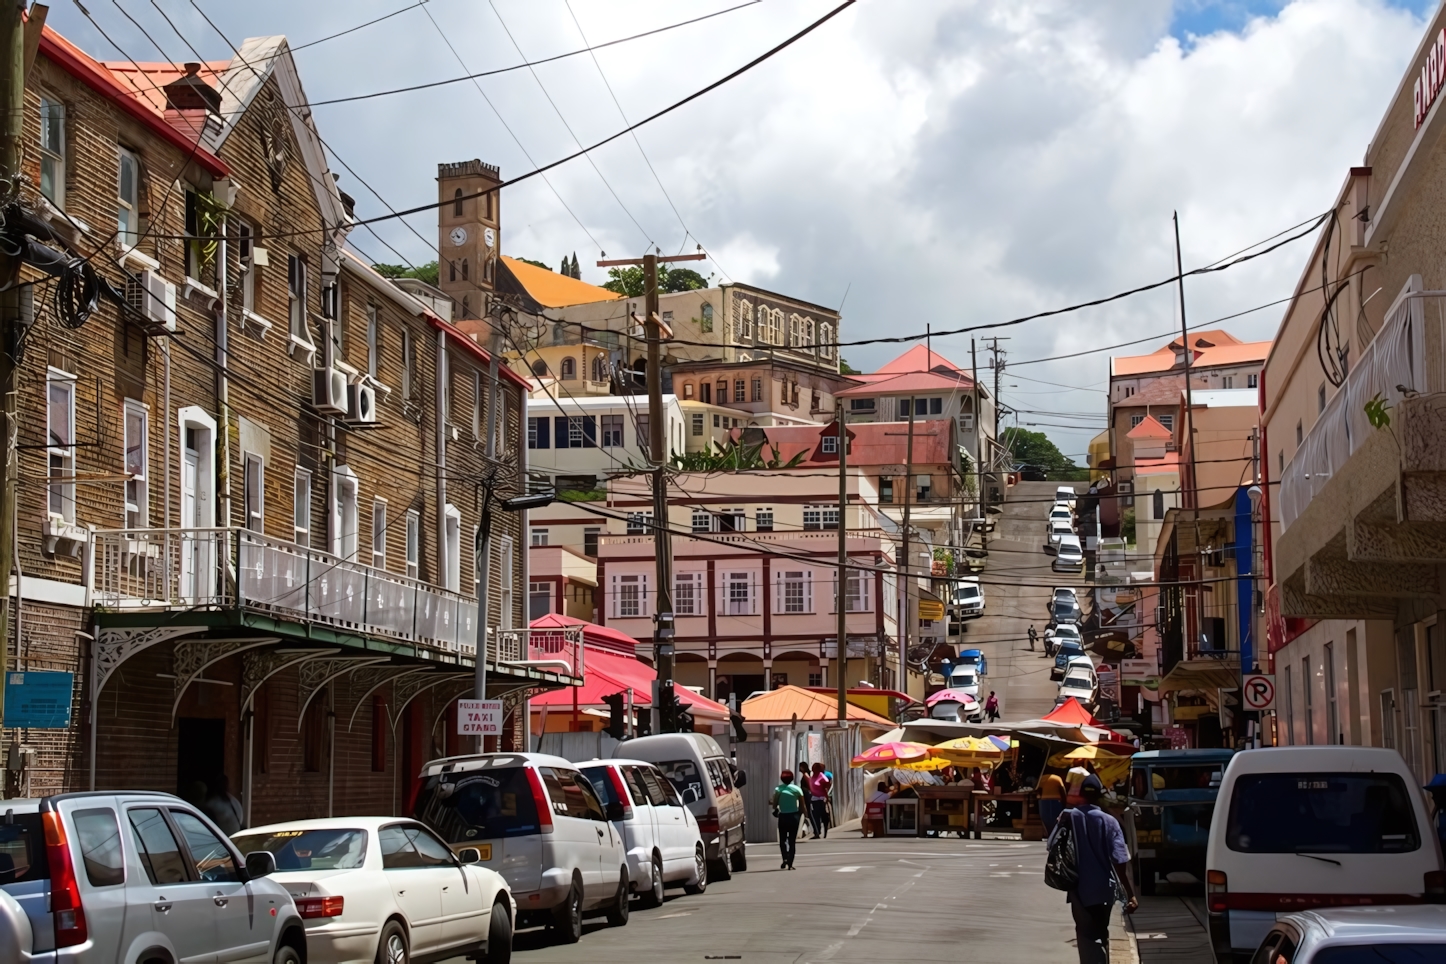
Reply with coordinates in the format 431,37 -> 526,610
412,766 -> 543,843
1058,642 -> 1083,655
1051,522 -> 1072,533
956,585 -> 980,600
949,671 -> 976,686
232,829 -> 368,870
1226,772 -> 1419,853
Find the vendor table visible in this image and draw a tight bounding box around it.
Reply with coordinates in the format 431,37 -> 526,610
914,785 -> 976,836
970,790 -> 1043,840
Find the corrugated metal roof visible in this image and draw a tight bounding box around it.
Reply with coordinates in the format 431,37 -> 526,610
500,256 -> 623,308
740,684 -> 894,725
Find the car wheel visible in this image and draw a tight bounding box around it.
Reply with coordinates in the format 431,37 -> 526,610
376,921 -> 408,964
550,878 -> 583,944
605,869 -> 630,927
683,845 -> 708,895
729,846 -> 747,872
639,852 -> 664,908
273,945 -> 301,964
482,899 -> 512,964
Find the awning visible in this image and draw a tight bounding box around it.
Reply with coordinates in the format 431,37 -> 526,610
530,613 -> 641,657
531,646 -> 729,721
1158,659 -> 1239,698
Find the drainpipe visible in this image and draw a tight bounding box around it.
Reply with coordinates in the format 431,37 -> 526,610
216,218 -> 230,527
436,329 -> 448,586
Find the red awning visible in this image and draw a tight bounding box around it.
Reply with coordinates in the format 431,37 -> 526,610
531,646 -> 729,721
530,613 -> 640,656
1042,697 -> 1102,727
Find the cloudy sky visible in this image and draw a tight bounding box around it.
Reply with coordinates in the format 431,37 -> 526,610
46,0 -> 1436,458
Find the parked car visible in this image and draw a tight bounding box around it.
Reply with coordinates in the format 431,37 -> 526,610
1125,748 -> 1234,896
579,759 -> 708,906
233,817 -> 513,964
1055,486 -> 1078,509
1206,746 -> 1444,962
926,690 -> 984,723
942,662 -> 981,702
0,791 -> 305,964
1045,519 -> 1074,551
1249,906 -> 1446,963
1048,504 -> 1073,526
1049,588 -> 1081,624
1045,622 -> 1082,657
1054,534 -> 1084,571
1056,662 -> 1097,705
1052,640 -> 1088,680
412,751 -> 630,943
1019,464 -> 1048,481
951,578 -> 985,620
610,733 -> 748,881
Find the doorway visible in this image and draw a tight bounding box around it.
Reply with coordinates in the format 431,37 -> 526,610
176,717 -> 226,805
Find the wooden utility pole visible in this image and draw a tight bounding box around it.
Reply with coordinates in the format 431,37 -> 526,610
971,338 -> 983,546
898,405 -> 915,693
835,402 -> 847,721
1173,212 -> 1203,652
597,251 -> 704,731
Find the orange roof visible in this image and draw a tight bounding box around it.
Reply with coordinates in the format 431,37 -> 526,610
1126,415 -> 1173,440
1112,330 -> 1270,377
874,344 -> 965,375
500,256 -> 622,309
759,422 -> 953,467
740,684 -> 893,726
99,58 -> 232,115
1133,451 -> 1180,476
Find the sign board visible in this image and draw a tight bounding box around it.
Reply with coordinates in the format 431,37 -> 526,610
1120,659 -> 1154,681
918,599 -> 945,621
1097,669 -> 1119,703
1241,674 -> 1276,712
457,699 -> 504,736
3,672 -> 74,729
823,637 -> 880,659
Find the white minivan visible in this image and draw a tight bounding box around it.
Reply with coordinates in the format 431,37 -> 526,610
413,752 -> 630,943
1204,746 -> 1444,962
580,759 -> 708,906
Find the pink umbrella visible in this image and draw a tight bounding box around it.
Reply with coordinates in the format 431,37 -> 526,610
926,688 -> 979,706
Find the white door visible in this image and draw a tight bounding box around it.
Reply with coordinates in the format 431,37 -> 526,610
378,824 -> 449,954
181,445 -> 202,600
637,766 -> 687,873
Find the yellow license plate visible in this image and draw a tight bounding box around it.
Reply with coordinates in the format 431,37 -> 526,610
477,843 -> 492,861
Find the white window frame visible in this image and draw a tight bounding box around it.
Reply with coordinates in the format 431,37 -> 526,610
444,503 -> 462,592
39,97 -> 64,208
371,498 -> 387,569
401,329 -> 415,400
331,465 -> 360,562
531,527 -> 549,547
366,304 -> 379,378
777,570 -> 812,614
821,434 -> 838,454
405,509 -> 420,578
1247,373 -> 1259,389
288,254 -> 309,344
293,466 -> 311,546
614,573 -> 647,619
674,572 -> 704,616
498,535 -> 515,629
626,512 -> 652,535
123,399 -> 148,528
724,571 -> 756,616
691,510 -> 712,534
472,370 -> 483,439
242,452 -> 264,533
117,146 -> 139,248
755,509 -> 774,532
47,369 -> 76,523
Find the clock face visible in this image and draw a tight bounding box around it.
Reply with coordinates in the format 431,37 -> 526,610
450,227 -> 467,246
484,227 -> 496,248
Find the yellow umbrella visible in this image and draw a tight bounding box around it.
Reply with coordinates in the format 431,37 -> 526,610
891,755 -> 954,772
1048,744 -> 1135,786
932,736 -> 1007,766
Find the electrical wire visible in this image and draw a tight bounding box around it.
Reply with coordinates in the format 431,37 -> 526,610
289,0 -> 429,54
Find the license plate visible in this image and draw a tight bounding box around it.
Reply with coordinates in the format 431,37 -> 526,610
477,843 -> 492,861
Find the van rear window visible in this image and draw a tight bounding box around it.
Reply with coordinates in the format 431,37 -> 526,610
0,814 -> 46,884
1226,772 -> 1419,854
659,760 -> 706,804
413,768 -> 541,842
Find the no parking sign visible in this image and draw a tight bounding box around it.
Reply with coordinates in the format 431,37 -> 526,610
1242,674 -> 1276,712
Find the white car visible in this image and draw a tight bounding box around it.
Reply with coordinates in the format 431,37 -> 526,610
951,579 -> 985,619
1045,622 -> 1082,656
1054,534 -> 1084,571
1046,518 -> 1074,550
1055,486 -> 1077,510
233,817 -> 513,964
579,759 -> 708,906
1048,503 -> 1073,525
1251,906 -> 1446,963
1057,662 -> 1097,705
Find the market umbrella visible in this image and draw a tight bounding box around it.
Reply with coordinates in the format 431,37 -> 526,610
931,736 -> 1006,766
851,742 -> 938,769
1048,743 -> 1136,786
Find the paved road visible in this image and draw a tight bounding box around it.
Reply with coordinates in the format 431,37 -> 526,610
962,480 -> 1088,721
496,835 -> 1088,964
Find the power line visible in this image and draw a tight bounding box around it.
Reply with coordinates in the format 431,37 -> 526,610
289,0 -> 429,54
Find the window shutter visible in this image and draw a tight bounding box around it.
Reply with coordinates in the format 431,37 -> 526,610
537,417 -> 551,448
640,573 -> 650,618
750,571 -> 759,615
610,574 -> 618,619
774,572 -> 783,614
554,416 -> 569,449
805,571 -> 813,613
582,415 -> 597,447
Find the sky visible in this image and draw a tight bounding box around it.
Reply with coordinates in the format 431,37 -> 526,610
43,0 -> 1437,460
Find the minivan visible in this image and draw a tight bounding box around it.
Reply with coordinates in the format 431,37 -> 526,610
0,791 -> 304,964
579,759 -> 708,906
413,752 -> 629,943
1055,485 -> 1077,509
1204,746 -> 1444,962
951,579 -> 984,620
611,734 -> 748,881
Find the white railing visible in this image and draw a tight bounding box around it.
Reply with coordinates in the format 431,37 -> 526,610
1278,277 -> 1426,531
495,626 -> 586,677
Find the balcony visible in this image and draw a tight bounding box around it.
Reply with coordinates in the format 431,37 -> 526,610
90,528 -> 584,675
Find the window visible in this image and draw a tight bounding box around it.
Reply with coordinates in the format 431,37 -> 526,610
531,528 -> 548,547
443,505 -> 461,592
601,414 -> 624,448
1284,664 -> 1295,744
365,305 -> 379,378
756,509 -> 774,532
691,413 -> 704,437
1122,385 -> 1135,398
1225,773 -> 1418,854
170,811 -> 239,882
1130,414 -> 1145,429
1222,375 -> 1234,389
734,379 -> 746,403
332,467 -> 360,562
821,434 -> 838,454
287,254 -> 308,343
778,571 -> 811,613
117,147 -> 139,247
836,571 -> 869,612
700,382 -> 711,404
128,808 -> 187,885
1157,414 -> 1174,432
1296,420 -> 1303,446
713,415 -> 720,429
1325,640 -> 1338,744
499,536 -> 514,628
293,467 -> 311,545
683,382 -> 694,400
453,187 -> 464,216
691,511 -> 712,534
880,477 -> 893,503
675,572 -> 703,616
529,581 -> 552,619
560,357 -> 577,380
725,571 -> 754,615
1303,655 -> 1314,744
124,401 -> 148,528
236,220 -> 256,312
47,371 -> 75,523
751,378 -> 763,402
819,321 -> 834,358
1279,451 -> 1284,475
661,310 -> 674,325
803,505 -> 838,531
849,398 -> 875,414
73,808 -> 124,887
401,330 -> 415,400
716,381 -> 728,404
243,454 -> 263,532
700,303 -> 713,332
929,397 -> 943,414
462,259 -> 469,281
372,499 -> 386,568
717,510 -> 743,532
916,474 -> 931,501
616,574 -> 643,618
527,417 -> 549,449
1247,373 -> 1258,389
405,510 -> 420,578
625,512 -> 652,535
1152,489 -> 1165,520
471,370 -> 482,439
39,97 -> 64,207
634,414 -> 649,449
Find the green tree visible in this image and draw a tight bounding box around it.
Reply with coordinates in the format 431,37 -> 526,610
839,358 -> 861,375
1002,427 -> 1089,480
517,257 -> 551,272
602,264 -> 713,296
670,438 -> 807,472
372,261 -> 439,286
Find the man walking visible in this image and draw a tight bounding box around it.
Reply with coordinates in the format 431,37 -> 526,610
771,769 -> 805,870
1050,775 -> 1137,964
1028,624 -> 1038,651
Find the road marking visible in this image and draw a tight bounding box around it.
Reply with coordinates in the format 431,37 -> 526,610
656,912 -> 692,919
835,865 -> 870,872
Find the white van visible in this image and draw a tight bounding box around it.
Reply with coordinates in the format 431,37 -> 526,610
1054,534 -> 1084,572
1204,746 -> 1444,962
611,734 -> 748,881
579,759 -> 708,906
1055,485 -> 1077,509
413,752 -> 630,943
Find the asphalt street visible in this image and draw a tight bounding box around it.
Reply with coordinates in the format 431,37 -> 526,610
496,835 -> 1086,964
962,480 -> 1088,721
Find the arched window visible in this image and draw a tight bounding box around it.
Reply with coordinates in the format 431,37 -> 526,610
449,260 -> 456,282
683,382 -> 694,399
1152,489 -> 1165,520
453,188 -> 464,216
462,258 -> 469,281
819,321 -> 834,358
591,354 -> 607,382
531,359 -> 548,376
560,357 -> 577,380
461,295 -> 470,318
485,258 -> 495,283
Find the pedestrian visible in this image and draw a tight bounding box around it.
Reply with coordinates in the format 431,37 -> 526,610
1028,624 -> 1038,651
202,773 -> 244,835
863,777 -> 893,838
1050,774 -> 1137,963
1037,768 -> 1068,831
1065,761 -> 1091,808
970,766 -> 990,793
771,769 -> 806,869
1426,774 -> 1446,855
984,690 -> 1000,721
807,762 -> 833,838
796,759 -> 812,837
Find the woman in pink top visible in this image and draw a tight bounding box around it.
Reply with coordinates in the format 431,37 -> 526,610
806,763 -> 833,838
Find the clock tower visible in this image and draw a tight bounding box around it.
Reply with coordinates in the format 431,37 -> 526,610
437,159 -> 501,323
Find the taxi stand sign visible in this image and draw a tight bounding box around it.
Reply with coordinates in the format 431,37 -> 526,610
458,699 -> 504,736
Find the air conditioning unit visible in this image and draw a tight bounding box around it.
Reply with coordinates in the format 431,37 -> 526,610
312,367 -> 348,414
1118,482 -> 1133,494
348,382 -> 377,423
124,269 -> 177,330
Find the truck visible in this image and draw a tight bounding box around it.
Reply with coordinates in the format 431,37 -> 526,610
1125,748 -> 1235,895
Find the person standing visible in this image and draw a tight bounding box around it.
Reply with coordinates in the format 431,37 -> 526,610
1051,775 -> 1137,964
1037,768 -> 1068,831
984,691 -> 1000,721
771,770 -> 806,869
807,762 -> 833,839
795,760 -> 812,838
1028,624 -> 1038,652
1426,774 -> 1446,855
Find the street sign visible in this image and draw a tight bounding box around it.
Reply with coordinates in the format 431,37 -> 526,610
457,699 -> 504,736
1242,674 -> 1276,711
3,672 -> 74,728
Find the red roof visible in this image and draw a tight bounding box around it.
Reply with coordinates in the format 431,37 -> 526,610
530,613 -> 638,657
875,344 -> 966,375
1112,330 -> 1270,377
1042,696 -> 1101,726
530,645 -> 728,721
840,344 -> 975,394
758,421 -> 953,467
1126,415 -> 1173,440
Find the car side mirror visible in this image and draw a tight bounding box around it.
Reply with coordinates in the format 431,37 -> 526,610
605,802 -> 625,821
733,768 -> 747,788
457,848 -> 481,864
244,851 -> 276,879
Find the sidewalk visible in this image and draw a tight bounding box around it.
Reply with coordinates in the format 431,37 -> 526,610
1116,896 -> 1213,964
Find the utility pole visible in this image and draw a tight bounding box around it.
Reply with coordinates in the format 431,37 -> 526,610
971,338 -> 983,546
1173,212 -> 1203,653
983,337 -> 1009,490
0,1 -> 27,730
898,405 -> 915,695
835,402 -> 847,721
598,250 -> 704,731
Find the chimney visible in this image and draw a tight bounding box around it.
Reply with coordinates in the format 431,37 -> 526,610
163,62 -> 221,114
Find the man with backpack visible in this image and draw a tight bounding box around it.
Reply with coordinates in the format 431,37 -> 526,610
1045,774 -> 1137,964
